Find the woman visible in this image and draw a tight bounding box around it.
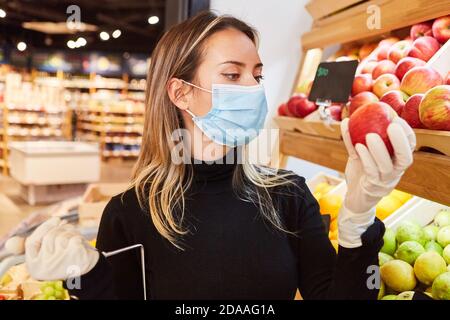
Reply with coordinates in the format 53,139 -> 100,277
25,11 -> 415,300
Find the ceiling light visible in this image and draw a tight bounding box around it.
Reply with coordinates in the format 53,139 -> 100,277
0,9 -> 6,18
76,37 -> 87,47
17,42 -> 27,51
99,31 -> 110,41
67,40 -> 76,49
148,15 -> 159,25
112,29 -> 121,38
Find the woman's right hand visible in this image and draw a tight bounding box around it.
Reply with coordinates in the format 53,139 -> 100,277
25,217 -> 99,281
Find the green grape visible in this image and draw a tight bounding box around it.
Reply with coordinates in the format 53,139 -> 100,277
54,290 -> 64,299
47,296 -> 56,300
40,282 -> 50,291
34,294 -> 46,300
55,281 -> 64,290
43,286 -> 55,297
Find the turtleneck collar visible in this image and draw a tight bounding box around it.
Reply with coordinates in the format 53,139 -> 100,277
187,148 -> 241,192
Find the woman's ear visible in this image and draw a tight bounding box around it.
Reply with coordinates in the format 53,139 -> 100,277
167,78 -> 190,111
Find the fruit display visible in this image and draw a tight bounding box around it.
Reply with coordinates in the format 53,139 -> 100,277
379,209 -> 450,300
33,281 -> 69,300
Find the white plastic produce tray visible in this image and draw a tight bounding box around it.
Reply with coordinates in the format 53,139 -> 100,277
306,172 -> 343,193
384,198 -> 450,231
9,141 -> 100,185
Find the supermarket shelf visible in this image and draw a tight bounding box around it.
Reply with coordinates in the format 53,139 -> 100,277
78,114 -> 144,124
301,0 -> 450,49
280,130 -> 450,206
6,106 -> 65,114
77,123 -> 143,134
78,106 -> 144,115
78,133 -> 142,145
7,116 -> 63,126
103,150 -> 140,157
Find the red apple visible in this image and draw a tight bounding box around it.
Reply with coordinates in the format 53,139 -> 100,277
373,74 -> 401,98
380,90 -> 409,115
359,42 -> 378,60
446,72 -> 450,85
372,59 -> 396,79
287,94 -> 317,118
408,36 -> 440,62
349,91 -> 379,115
432,15 -> 450,43
387,40 -> 413,63
400,66 -> 443,95
278,103 -> 293,117
376,37 -> 400,60
352,74 -> 373,96
410,21 -> 433,40
401,94 -> 425,128
328,104 -> 342,121
395,57 -> 426,80
360,59 -> 378,74
349,102 -> 397,155
419,85 -> 450,130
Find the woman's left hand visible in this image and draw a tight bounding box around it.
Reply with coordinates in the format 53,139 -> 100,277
338,117 -> 416,248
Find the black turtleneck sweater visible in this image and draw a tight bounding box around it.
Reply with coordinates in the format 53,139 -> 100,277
68,158 -> 384,300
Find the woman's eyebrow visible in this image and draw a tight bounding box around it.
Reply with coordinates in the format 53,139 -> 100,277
218,61 -> 264,68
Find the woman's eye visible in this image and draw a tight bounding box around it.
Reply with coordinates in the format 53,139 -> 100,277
223,73 -> 240,81
254,75 -> 264,83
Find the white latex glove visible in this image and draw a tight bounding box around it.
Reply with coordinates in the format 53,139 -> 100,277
338,117 -> 416,248
25,217 -> 99,281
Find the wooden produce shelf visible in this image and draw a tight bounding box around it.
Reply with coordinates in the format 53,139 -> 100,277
302,0 -> 450,50
280,130 -> 450,206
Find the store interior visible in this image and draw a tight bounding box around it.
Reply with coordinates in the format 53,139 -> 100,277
0,0 -> 449,301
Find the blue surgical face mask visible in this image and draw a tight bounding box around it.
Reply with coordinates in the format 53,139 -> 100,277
181,80 -> 268,147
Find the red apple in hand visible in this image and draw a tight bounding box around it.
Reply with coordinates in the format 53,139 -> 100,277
395,57 -> 426,80
400,66 -> 443,95
349,91 -> 379,115
432,15 -> 450,43
387,40 -> 412,63
380,90 -> 409,115
372,60 -> 396,79
349,102 -> 397,155
410,21 -> 433,40
419,85 -> 450,130
401,94 -> 425,128
408,36 -> 440,62
373,74 -> 401,98
352,74 -> 373,96
287,94 -> 317,118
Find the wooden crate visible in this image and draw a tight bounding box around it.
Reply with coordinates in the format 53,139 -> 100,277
274,116 -> 341,140
305,0 -> 364,21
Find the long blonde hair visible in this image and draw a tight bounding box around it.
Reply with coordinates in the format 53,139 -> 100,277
130,11 -> 296,249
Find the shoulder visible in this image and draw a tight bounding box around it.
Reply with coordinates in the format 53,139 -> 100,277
101,187 -> 145,224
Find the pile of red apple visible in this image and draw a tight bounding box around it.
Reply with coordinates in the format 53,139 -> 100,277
279,15 -> 450,132
348,15 -> 450,131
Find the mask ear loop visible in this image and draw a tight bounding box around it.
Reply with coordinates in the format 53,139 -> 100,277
184,108 -> 196,118
180,79 -> 212,94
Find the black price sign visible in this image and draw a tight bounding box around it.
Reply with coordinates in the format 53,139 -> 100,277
308,60 -> 358,103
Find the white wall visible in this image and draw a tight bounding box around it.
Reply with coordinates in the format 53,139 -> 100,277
210,0 -> 339,179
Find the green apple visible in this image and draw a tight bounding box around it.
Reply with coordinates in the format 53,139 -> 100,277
381,228 -> 397,255
396,291 -> 415,300
377,281 -> 385,300
432,272 -> 450,300
443,244 -> 450,264
425,241 -> 443,256
423,225 -> 439,242
414,251 -> 447,285
395,241 -> 425,265
381,259 -> 417,292
434,210 -> 450,228
381,294 -> 397,300
437,226 -> 450,248
396,221 -> 426,246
